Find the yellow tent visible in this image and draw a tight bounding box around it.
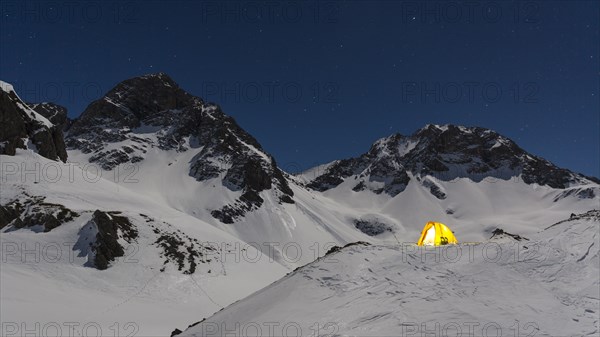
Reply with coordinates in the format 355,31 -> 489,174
416,222 -> 458,246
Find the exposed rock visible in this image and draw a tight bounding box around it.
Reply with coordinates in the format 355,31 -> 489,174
0,195 -> 79,232
420,177 -> 447,200
65,73 -> 194,158
352,181 -> 366,192
0,204 -> 20,229
545,210 -> 600,230
0,83 -> 67,162
88,210 -> 138,270
353,219 -> 393,236
0,87 -> 28,156
490,228 -> 529,241
143,214 -> 219,274
211,191 -> 264,224
553,187 -> 597,202
306,124 -> 598,196
324,241 -> 370,256
28,102 -> 72,131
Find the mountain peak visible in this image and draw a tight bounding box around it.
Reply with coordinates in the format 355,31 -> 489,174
307,124 -> 597,196
414,123 -> 482,136
68,73 -> 198,140
103,72 -> 186,102
141,71 -> 171,79
125,72 -> 178,88
0,80 -> 15,93
420,123 -> 447,130
65,74 -> 295,223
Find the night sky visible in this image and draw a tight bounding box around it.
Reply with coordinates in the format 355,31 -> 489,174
1,1 -> 598,177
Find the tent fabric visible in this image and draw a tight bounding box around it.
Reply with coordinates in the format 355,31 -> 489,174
416,222 -> 458,246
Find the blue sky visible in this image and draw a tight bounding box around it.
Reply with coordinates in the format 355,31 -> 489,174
1,1 -> 598,177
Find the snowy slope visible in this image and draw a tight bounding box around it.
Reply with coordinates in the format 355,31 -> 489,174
66,134 -> 371,267
1,150 -> 288,337
2,75 -> 599,336
180,211 -> 600,337
314,173 -> 599,244
299,124 -> 599,244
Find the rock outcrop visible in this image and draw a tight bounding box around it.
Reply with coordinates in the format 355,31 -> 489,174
0,81 -> 67,162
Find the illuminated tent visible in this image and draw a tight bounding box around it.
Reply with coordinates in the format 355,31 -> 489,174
416,222 -> 458,246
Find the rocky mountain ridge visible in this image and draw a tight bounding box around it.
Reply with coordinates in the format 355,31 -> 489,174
0,81 -> 67,162
64,73 -> 293,223
305,124 -> 599,198
2,74 -> 598,227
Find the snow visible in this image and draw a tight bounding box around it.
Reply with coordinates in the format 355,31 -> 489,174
180,213 -> 600,336
397,139 -> 417,157
295,160 -> 338,183
368,135 -> 418,159
0,151 -> 288,337
422,123 -> 449,132
0,79 -> 15,93
310,168 -> 599,246
2,79 -> 599,335
202,106 -> 218,120
3,124 -> 598,336
104,96 -> 134,115
227,128 -> 271,163
2,145 -> 598,336
67,132 -> 376,267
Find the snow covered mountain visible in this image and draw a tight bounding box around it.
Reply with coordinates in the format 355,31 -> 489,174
0,149 -> 289,335
66,73 -> 295,223
62,74 -> 598,248
0,75 -> 366,336
61,73 -> 374,267
0,77 -> 290,336
1,74 -> 598,336
303,123 -> 598,195
178,210 -> 600,337
297,124 -> 599,243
